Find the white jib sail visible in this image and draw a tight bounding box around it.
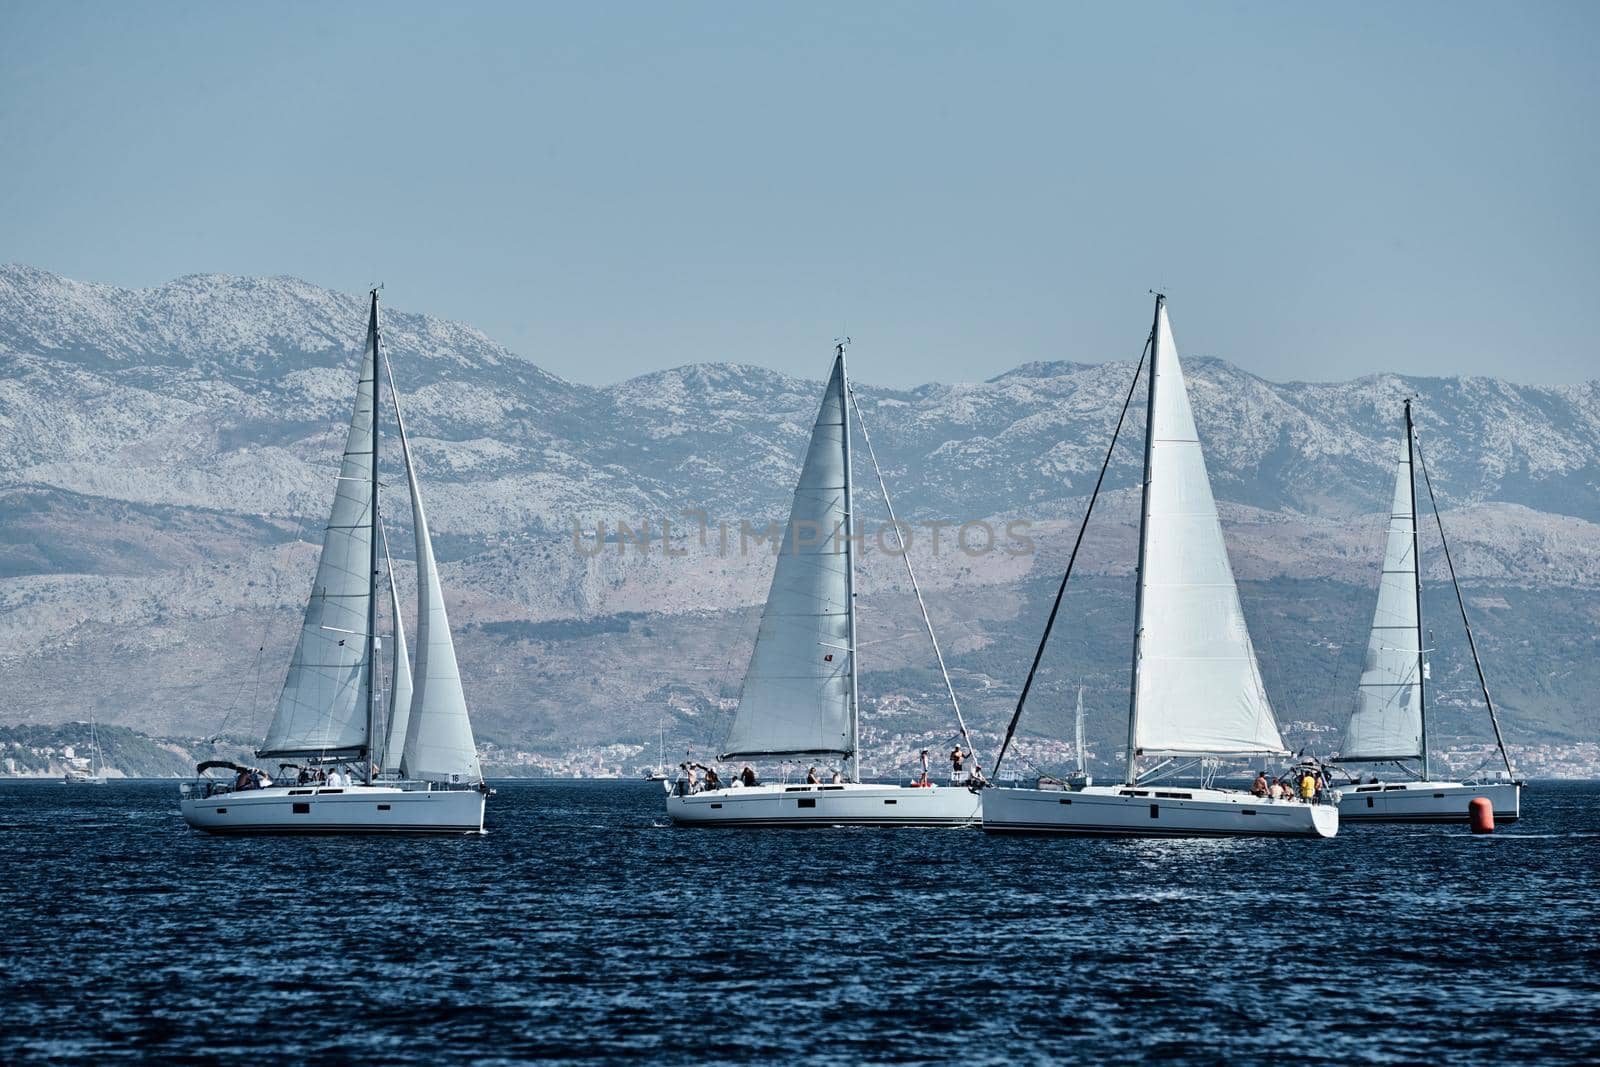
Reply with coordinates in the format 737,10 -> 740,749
259,320 -> 377,759
1132,304 -> 1287,757
721,356 -> 854,759
379,524 -> 413,774
1340,430 -> 1425,761
386,355 -> 482,784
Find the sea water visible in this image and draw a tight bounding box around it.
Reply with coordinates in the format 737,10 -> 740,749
2,779 -> 1597,1063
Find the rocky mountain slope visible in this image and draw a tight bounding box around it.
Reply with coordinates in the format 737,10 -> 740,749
2,266 -> 1596,765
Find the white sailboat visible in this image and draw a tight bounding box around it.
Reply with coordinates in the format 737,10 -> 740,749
180,291 -> 488,834
62,719 -> 106,785
666,343 -> 982,827
983,295 -> 1337,838
1334,400 -> 1521,822
644,721 -> 668,781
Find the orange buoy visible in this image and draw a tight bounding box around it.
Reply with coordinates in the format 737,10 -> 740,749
1469,796 -> 1495,834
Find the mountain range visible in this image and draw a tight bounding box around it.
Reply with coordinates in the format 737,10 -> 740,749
2,265 -> 1596,773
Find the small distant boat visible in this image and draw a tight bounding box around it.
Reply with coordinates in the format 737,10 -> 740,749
644,721 -> 669,780
1332,400 -> 1522,822
666,342 -> 982,827
1067,687 -> 1092,791
982,295 -> 1337,838
62,718 -> 106,785
179,291 -> 488,834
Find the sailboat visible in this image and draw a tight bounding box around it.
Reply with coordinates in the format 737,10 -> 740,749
982,295 -> 1338,837
644,721 -> 668,781
1067,687 -> 1091,790
1333,400 -> 1522,822
665,343 -> 982,826
62,718 -> 106,785
180,291 -> 488,834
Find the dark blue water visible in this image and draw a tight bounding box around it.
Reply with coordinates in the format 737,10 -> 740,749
2,780 -> 1597,1064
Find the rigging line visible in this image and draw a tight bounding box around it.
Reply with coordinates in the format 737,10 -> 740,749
1412,424 -> 1517,778
990,330 -> 1153,780
846,381 -> 979,772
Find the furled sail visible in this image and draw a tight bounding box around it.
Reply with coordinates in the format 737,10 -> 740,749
721,356 -> 854,759
1131,303 -> 1287,757
379,524 -> 413,774
385,354 -> 482,784
1338,430 -> 1424,761
259,312 -> 377,759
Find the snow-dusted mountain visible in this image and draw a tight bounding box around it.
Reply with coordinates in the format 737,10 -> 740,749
2,265 -> 1596,759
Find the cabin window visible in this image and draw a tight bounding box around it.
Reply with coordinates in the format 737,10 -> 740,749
215,808 -> 227,814
288,789 -> 312,796
1242,809 -> 1256,816
1433,793 -> 1445,799
710,803 -> 722,809
884,799 -> 897,805
292,802 -> 310,814
319,788 -> 344,794
377,804 -> 391,811
1150,804 -> 1160,819
797,798 -> 817,809
1367,797 -> 1375,808
1058,798 -> 1073,805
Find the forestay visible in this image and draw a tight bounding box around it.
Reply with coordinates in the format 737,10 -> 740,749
721,357 -> 854,759
1339,431 -> 1424,761
1132,304 -> 1287,757
259,319 -> 377,759
387,355 -> 483,784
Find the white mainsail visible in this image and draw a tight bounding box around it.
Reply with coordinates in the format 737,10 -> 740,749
1131,302 -> 1287,758
385,354 -> 482,784
1340,429 -> 1425,761
379,524 -> 414,774
259,312 -> 377,759
721,355 -> 855,760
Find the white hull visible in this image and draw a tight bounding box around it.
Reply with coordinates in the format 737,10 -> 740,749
179,782 -> 485,834
1338,779 -> 1521,822
666,782 -> 981,827
982,784 -> 1338,838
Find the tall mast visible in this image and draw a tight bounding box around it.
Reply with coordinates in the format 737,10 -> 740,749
1124,293 -> 1164,786
365,289 -> 381,786
1405,399 -> 1431,781
838,341 -> 862,784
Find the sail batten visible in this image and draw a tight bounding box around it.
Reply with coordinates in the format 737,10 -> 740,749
1130,301 -> 1287,761
1338,426 -> 1426,762
721,356 -> 854,761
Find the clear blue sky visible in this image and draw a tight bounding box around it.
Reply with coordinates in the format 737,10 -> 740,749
2,1 -> 1595,386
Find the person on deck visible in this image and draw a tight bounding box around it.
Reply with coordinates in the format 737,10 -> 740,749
1299,773 -> 1315,802
1251,772 -> 1269,797
739,765 -> 757,788
950,746 -> 968,782
703,767 -> 721,791
829,769 -> 843,784
326,767 -> 345,788
806,766 -> 821,785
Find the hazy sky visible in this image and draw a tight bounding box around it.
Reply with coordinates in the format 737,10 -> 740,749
2,1 -> 1595,387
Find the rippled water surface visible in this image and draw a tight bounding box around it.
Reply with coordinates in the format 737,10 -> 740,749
2,780 -> 1598,1064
